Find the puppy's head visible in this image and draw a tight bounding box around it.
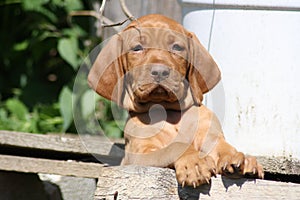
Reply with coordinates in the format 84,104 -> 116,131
88,14 -> 220,112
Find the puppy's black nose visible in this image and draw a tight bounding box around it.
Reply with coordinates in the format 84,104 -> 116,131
151,65 -> 170,82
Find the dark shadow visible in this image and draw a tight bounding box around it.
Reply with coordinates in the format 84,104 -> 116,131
94,143 -> 124,166
178,182 -> 212,200
221,175 -> 254,192
264,172 -> 300,184
130,109 -> 182,125
0,171 -> 60,200
69,141 -> 125,166
177,175 -> 257,199
42,181 -> 63,200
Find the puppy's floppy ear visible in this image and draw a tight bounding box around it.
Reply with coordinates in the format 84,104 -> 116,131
188,32 -> 221,105
88,34 -> 126,105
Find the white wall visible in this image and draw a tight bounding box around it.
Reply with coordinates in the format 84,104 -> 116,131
182,7 -> 300,159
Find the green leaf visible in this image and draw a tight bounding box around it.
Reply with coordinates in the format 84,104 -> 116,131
58,37 -> 79,70
62,26 -> 86,38
39,117 -> 63,133
6,98 -> 29,121
59,87 -> 73,132
22,0 -> 57,22
28,108 -> 39,133
22,0 -> 49,9
52,0 -> 83,11
0,109 -> 9,130
64,0 -> 83,11
81,90 -> 98,119
14,40 -> 29,51
52,0 -> 64,7
104,121 -> 123,138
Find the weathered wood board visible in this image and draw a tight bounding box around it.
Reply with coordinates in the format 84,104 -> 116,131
0,153 -> 299,200
0,130 -> 123,156
0,131 -> 300,199
0,154 -> 104,178
95,166 -> 300,200
0,130 -> 124,165
1,130 -> 299,174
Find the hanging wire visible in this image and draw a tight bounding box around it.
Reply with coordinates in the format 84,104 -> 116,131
204,0 -> 216,106
207,0 -> 216,53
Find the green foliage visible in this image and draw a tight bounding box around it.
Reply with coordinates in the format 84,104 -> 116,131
57,37 -> 79,70
96,98 -> 127,138
6,98 -> 29,121
59,86 -> 73,132
0,0 -> 126,136
0,98 -> 62,133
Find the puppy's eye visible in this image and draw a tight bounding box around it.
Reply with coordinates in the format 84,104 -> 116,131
172,44 -> 184,51
131,44 -> 143,52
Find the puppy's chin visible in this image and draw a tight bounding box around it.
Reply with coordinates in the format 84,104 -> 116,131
134,84 -> 181,104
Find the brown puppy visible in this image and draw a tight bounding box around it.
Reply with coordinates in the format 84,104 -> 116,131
88,14 -> 264,187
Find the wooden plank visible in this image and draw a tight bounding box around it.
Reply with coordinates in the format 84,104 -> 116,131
0,130 -> 124,157
95,166 -> 300,200
0,154 -> 104,178
257,156 -> 300,175
1,130 -> 300,174
102,0 -> 182,38
95,166 -> 179,200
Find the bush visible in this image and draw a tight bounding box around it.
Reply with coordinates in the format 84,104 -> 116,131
0,0 -> 126,137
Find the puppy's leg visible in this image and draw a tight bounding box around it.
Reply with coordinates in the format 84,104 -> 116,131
198,106 -> 264,179
174,145 -> 217,187
212,139 -> 264,179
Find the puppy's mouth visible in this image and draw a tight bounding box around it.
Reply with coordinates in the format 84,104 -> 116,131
135,84 -> 178,103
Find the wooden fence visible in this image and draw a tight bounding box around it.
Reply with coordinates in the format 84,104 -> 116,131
0,130 -> 299,199
101,0 -> 182,38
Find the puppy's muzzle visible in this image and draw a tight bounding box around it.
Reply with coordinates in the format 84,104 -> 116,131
151,65 -> 170,83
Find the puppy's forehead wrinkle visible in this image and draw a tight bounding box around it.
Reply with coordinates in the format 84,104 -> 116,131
122,27 -> 188,47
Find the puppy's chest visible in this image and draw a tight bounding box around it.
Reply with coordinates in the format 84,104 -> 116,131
124,109 -> 198,147
124,113 -> 180,141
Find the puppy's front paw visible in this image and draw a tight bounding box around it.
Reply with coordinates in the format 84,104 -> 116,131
243,155 -> 264,178
217,151 -> 245,175
175,153 -> 216,188
218,151 -> 264,179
